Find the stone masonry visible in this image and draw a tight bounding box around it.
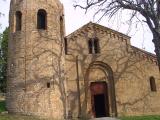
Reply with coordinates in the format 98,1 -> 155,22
7,0 -> 160,119
7,0 -> 66,119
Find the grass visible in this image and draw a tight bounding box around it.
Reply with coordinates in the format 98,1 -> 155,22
0,114 -> 44,120
0,100 -> 6,113
120,115 -> 160,120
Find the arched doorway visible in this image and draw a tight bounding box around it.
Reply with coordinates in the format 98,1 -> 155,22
84,61 -> 117,118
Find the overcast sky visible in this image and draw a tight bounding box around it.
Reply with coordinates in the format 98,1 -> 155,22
0,0 -> 155,53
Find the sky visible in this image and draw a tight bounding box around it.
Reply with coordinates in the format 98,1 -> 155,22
0,0 -> 155,54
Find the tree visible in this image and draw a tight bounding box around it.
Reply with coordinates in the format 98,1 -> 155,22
0,27 -> 8,93
74,0 -> 160,70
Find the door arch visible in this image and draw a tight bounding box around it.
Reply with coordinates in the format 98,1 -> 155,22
84,61 -> 117,117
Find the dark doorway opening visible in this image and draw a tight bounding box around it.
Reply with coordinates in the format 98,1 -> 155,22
94,94 -> 106,117
90,82 -> 110,118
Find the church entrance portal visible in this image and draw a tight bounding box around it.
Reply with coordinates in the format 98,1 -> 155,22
90,82 -> 110,118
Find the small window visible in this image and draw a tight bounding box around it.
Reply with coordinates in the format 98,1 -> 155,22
88,37 -> 100,54
37,9 -> 47,30
16,11 -> 22,31
94,38 -> 100,53
150,77 -> 157,92
47,82 -> 50,88
88,39 -> 93,54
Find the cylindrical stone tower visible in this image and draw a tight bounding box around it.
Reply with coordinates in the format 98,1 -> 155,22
7,0 -> 67,119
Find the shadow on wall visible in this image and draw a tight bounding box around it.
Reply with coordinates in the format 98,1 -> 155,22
65,26 -> 158,118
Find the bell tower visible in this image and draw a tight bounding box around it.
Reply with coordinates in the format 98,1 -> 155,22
7,0 -> 66,119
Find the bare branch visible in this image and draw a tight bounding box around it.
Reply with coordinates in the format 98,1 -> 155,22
74,0 -> 160,70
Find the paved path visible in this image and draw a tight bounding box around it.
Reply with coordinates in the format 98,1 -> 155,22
90,117 -> 120,120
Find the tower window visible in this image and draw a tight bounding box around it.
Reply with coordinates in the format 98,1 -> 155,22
37,9 -> 47,30
150,76 -> 157,92
88,37 -> 100,54
15,11 -> 22,31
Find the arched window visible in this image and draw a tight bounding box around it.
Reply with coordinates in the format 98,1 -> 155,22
88,39 -> 93,54
37,9 -> 47,30
16,11 -> 22,31
150,76 -> 157,92
60,16 -> 64,37
94,38 -> 100,53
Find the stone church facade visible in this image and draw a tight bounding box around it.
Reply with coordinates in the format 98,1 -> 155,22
6,0 -> 160,119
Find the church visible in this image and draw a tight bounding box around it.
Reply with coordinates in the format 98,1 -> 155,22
6,0 -> 160,119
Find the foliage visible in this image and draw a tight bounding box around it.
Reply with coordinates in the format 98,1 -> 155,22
0,28 -> 9,93
0,100 -> 6,112
120,115 -> 160,120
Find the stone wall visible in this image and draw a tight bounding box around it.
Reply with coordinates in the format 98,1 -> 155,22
65,22 -> 160,118
7,0 -> 66,119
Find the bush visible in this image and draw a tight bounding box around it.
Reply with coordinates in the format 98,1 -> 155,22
0,100 -> 6,112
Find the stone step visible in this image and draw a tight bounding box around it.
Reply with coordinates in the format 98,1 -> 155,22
90,117 -> 120,120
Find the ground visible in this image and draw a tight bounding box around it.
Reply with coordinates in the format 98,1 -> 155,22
120,116 -> 160,120
0,114 -> 45,120
0,114 -> 160,120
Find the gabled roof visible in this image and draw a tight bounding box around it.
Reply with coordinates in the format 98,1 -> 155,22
66,22 -> 130,40
66,22 -> 157,60
131,46 -> 156,58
